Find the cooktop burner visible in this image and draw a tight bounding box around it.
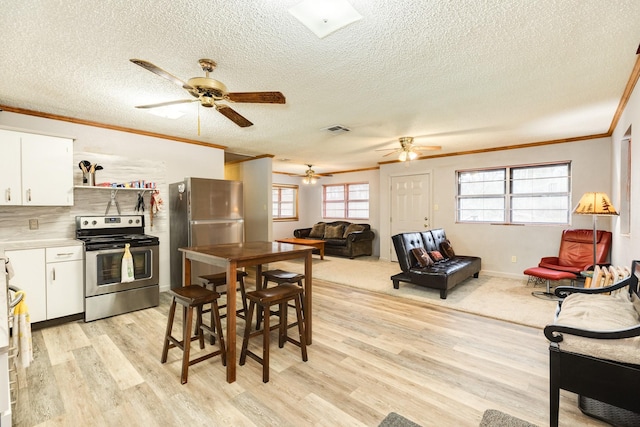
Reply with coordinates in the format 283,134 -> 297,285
75,215 -> 159,250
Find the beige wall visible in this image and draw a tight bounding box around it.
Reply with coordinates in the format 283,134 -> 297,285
379,137 -> 613,278
283,169 -> 381,257
610,77 -> 640,268
226,157 -> 272,242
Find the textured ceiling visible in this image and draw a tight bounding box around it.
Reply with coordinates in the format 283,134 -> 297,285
1,1 -> 640,176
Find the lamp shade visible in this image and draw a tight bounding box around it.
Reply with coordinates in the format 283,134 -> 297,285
573,192 -> 619,216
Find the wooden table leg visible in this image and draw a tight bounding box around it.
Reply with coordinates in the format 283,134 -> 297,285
319,243 -> 324,260
304,250 -> 312,344
182,256 -> 192,286
226,262 -> 237,383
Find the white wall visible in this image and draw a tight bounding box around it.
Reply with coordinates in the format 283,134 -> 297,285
272,173 -> 305,240
0,111 -> 225,291
379,138 -> 613,278
610,78 -> 640,268
293,169 -> 381,257
226,157 -> 272,241
4,109 -> 629,281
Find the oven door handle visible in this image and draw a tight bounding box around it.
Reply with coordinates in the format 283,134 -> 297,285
87,247 -> 125,255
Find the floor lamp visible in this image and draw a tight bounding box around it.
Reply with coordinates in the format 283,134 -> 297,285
573,192 -> 619,270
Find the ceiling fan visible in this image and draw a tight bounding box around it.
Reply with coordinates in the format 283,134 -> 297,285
376,137 -> 441,161
130,58 -> 285,127
295,164 -> 332,184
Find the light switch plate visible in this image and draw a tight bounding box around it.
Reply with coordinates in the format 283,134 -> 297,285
29,218 -> 39,230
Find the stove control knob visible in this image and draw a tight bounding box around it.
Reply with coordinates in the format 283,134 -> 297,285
91,220 -> 97,225
135,219 -> 140,224
128,219 -> 133,224
82,220 -> 88,226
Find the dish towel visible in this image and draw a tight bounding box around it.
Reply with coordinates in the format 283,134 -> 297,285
12,290 -> 33,369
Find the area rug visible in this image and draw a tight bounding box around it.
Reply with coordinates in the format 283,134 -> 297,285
270,256 -> 557,329
378,412 -> 422,427
479,409 -> 537,426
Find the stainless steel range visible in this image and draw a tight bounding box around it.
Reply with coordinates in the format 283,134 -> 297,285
76,215 -> 159,322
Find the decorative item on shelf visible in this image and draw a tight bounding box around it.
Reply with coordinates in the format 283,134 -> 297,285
573,192 -> 619,269
78,160 -> 103,186
149,190 -> 163,229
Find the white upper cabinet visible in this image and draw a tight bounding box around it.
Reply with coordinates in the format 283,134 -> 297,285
0,129 -> 74,206
0,129 -> 22,205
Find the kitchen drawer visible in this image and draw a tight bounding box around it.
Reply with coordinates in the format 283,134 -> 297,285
46,245 -> 83,262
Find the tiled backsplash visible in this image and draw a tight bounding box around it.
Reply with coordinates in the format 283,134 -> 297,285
0,151 -> 167,241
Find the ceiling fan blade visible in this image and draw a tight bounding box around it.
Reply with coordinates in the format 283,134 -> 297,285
216,105 -> 253,127
130,59 -> 194,90
135,99 -> 196,109
413,145 -> 442,151
383,151 -> 399,157
227,92 -> 286,104
375,147 -> 400,152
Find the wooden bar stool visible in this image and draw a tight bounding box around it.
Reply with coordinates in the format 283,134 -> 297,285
262,269 -> 304,288
258,269 -> 305,329
240,283 -> 308,383
199,270 -> 249,319
161,285 -> 226,384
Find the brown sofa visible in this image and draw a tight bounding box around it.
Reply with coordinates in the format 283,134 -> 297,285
293,221 -> 374,258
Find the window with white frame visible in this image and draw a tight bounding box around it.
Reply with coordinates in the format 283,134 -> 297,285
456,162 -> 571,224
323,183 -> 369,219
272,184 -> 298,221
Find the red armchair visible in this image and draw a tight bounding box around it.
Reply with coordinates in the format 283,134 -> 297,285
538,229 -> 612,275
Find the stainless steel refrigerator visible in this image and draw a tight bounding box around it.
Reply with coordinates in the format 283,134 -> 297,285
169,177 -> 244,289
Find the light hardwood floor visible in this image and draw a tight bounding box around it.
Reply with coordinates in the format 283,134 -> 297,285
14,279 -> 607,427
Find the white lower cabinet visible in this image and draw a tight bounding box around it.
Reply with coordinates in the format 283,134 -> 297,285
5,245 -> 83,323
45,246 -> 84,319
5,249 -> 46,323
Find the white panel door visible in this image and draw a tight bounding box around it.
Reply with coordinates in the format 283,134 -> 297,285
390,173 -> 431,261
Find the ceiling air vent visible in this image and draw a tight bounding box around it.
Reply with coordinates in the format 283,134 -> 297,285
323,124 -> 351,134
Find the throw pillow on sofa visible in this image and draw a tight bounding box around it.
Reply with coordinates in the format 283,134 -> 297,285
429,250 -> 445,262
411,247 -> 434,267
440,240 -> 456,258
343,223 -> 365,238
324,224 -> 345,239
309,223 -> 326,238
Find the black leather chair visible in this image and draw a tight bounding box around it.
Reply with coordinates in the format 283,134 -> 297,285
390,229 -> 481,299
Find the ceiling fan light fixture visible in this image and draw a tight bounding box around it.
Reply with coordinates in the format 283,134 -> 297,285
289,0 -> 362,39
408,150 -> 418,160
398,151 -> 408,162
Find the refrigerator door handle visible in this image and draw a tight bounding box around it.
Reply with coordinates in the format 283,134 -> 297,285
191,219 -> 244,225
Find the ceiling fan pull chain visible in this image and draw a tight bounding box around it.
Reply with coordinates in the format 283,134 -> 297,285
197,104 -> 201,136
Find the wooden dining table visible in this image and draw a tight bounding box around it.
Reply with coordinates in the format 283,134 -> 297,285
178,241 -> 313,383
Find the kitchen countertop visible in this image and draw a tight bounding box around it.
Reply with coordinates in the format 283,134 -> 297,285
0,238 -> 82,251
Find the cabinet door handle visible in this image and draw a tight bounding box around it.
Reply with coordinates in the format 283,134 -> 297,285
27,188 -> 32,202
6,188 -> 10,202
56,252 -> 74,257
52,267 -> 56,281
